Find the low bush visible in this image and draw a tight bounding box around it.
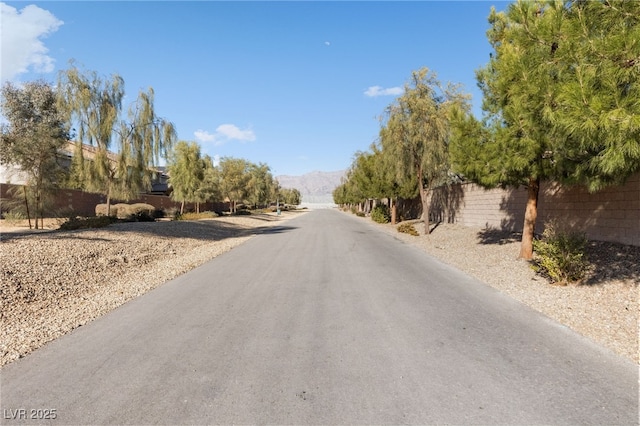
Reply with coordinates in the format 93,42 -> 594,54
356,211 -> 365,217
177,211 -> 219,220
2,210 -> 26,224
125,203 -> 156,222
59,216 -> 118,230
532,222 -> 589,285
397,222 -> 419,236
371,205 -> 391,224
95,203 -> 156,221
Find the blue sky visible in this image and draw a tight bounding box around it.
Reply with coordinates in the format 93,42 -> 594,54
2,1 -> 508,177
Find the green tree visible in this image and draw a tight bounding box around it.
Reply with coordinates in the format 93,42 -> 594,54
247,162 -> 276,208
57,63 -> 176,215
382,67 -> 469,234
219,157 -> 251,213
57,64 -> 124,214
450,0 -> 640,259
279,188 -> 301,206
168,140 -> 205,214
376,132 -> 419,224
118,87 -> 177,198
0,80 -> 70,229
195,155 -> 223,210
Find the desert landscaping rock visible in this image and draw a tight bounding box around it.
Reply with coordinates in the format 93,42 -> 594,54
0,212 -> 302,366
1,209 -> 638,367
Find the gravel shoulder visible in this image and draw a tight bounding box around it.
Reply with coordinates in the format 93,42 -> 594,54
362,215 -> 639,364
1,208 -> 638,367
0,211 -> 305,367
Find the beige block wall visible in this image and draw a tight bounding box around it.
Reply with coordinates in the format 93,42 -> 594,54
429,173 -> 639,246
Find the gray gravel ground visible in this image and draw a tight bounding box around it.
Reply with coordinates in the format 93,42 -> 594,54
0,212 -> 302,366
369,216 -> 639,364
1,208 -> 637,367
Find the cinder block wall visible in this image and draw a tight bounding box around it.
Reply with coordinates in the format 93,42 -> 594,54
1,184 -> 230,217
428,173 -> 639,247
538,173 -> 639,246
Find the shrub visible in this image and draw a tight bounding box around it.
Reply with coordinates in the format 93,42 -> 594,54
397,222 -> 419,236
96,203 -> 156,221
356,211 -> 365,217
164,207 -> 180,219
125,203 -> 156,222
532,222 -> 589,285
177,211 -> 218,220
371,205 -> 391,224
59,216 -> 118,230
2,210 -> 26,224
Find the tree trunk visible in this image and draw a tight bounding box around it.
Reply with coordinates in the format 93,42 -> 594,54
391,197 -> 397,225
196,202 -> 200,214
519,176 -> 540,260
106,194 -> 112,217
23,186 -> 32,230
180,200 -> 185,215
418,168 -> 430,235
420,186 -> 430,234
34,191 -> 40,229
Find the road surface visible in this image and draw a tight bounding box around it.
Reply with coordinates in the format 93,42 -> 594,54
1,209 -> 637,424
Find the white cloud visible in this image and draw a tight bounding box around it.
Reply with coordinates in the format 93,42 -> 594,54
324,41 -> 331,46
364,85 -> 403,98
0,3 -> 63,82
194,124 -> 256,145
194,130 -> 216,142
216,124 -> 256,142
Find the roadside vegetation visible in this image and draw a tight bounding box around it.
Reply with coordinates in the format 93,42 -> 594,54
335,0 -> 639,283
1,66 -> 303,228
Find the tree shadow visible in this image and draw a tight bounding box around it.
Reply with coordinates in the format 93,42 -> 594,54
0,215 -> 298,243
430,183 -> 465,225
582,241 -> 640,286
476,226 -> 522,245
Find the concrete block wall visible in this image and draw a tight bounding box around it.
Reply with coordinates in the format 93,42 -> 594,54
538,173 -> 639,246
1,184 -> 230,217
428,172 -> 639,247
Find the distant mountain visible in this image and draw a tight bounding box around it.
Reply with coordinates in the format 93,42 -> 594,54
276,170 -> 346,204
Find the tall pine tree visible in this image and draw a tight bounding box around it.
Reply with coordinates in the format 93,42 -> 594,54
451,0 -> 639,259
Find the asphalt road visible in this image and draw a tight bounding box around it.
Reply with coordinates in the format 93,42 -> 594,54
1,209 -> 637,425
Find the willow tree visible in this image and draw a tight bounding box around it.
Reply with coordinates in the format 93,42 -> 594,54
168,140 -> 205,214
450,0 -> 640,260
57,65 -> 124,214
382,67 -> 470,234
247,162 -> 276,208
196,155 -> 223,211
119,87 -> 177,199
376,134 -> 420,225
0,80 -> 70,229
219,157 -> 251,213
57,64 -> 176,215
279,188 -> 301,206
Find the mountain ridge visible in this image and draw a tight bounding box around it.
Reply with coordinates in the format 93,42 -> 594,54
276,170 -> 346,204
